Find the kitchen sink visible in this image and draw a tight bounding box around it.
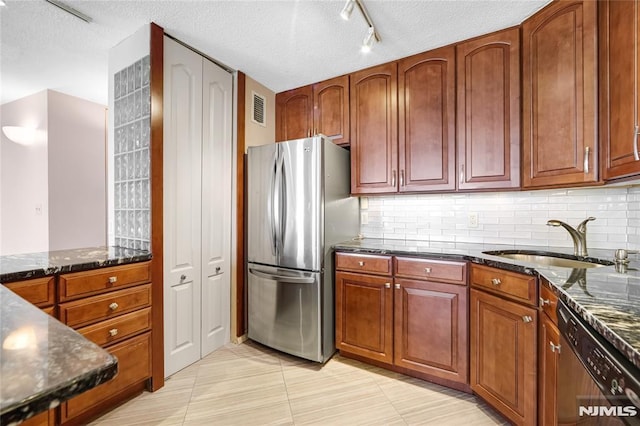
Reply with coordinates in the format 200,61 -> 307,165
482,250 -> 614,269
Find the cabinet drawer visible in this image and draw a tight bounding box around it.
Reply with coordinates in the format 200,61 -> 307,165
61,332 -> 151,423
59,284 -> 152,329
335,252 -> 392,276
471,264 -> 537,306
395,257 -> 467,285
59,261 -> 151,301
539,279 -> 559,325
4,277 -> 55,308
77,307 -> 151,347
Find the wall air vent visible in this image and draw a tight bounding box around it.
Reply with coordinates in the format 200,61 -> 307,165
251,91 -> 266,127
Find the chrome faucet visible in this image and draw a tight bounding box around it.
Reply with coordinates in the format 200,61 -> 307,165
547,217 -> 596,257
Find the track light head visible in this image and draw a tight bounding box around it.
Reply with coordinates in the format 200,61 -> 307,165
340,0 -> 355,21
361,26 -> 376,53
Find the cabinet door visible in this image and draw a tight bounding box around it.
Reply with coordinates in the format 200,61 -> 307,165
457,28 -> 520,190
470,289 -> 537,425
335,271 -> 393,364
313,75 -> 350,146
398,47 -> 455,192
394,278 -> 468,384
522,0 -> 598,188
275,85 -> 313,142
350,62 -> 398,194
538,313 -> 560,426
600,0 -> 640,181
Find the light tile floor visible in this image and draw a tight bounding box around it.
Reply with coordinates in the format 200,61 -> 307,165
90,341 -> 508,426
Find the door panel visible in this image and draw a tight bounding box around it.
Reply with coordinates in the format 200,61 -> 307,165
398,47 -> 456,192
276,86 -> 313,142
278,137 -> 322,271
457,28 -> 520,190
201,58 -> 232,356
163,37 -> 202,376
313,75 -> 350,145
247,263 -> 321,362
247,143 -> 279,267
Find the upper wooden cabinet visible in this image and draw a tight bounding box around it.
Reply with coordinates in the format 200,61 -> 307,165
275,75 -> 350,145
398,47 -> 456,192
350,62 -> 398,194
600,0 -> 640,181
457,28 -> 521,190
275,85 -> 313,142
522,0 -> 598,188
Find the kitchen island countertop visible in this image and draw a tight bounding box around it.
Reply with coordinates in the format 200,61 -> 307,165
0,285 -> 118,425
0,246 -> 152,283
334,238 -> 640,370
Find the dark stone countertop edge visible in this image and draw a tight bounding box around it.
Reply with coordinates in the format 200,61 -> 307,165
0,254 -> 152,284
333,242 -> 640,370
0,356 -> 118,425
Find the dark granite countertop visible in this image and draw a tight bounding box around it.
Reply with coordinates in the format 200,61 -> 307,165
334,238 -> 640,370
0,285 -> 118,425
0,246 -> 152,284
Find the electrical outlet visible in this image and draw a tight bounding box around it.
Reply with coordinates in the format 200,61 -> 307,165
361,212 -> 369,225
468,212 -> 479,228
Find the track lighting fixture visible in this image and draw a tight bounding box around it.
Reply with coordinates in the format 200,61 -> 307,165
340,0 -> 355,21
361,26 -> 375,53
339,0 -> 381,53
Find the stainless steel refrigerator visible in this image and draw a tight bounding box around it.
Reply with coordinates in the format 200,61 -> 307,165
247,135 -> 359,362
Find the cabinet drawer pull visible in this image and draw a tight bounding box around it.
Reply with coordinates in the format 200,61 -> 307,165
540,297 -> 551,307
549,341 -> 561,353
459,165 -> 465,184
394,283 -> 400,290
109,302 -> 119,311
384,282 -> 391,289
400,170 -> 405,187
522,315 -> 533,323
392,170 -> 397,187
491,278 -> 501,286
634,126 -> 639,161
584,146 -> 590,174
424,267 -> 432,274
109,328 -> 119,337
108,276 -> 118,284
358,261 -> 365,267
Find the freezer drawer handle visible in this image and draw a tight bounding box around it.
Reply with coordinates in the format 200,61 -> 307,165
249,268 -> 316,284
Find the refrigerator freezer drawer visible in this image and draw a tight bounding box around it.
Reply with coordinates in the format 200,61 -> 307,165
247,263 -> 322,362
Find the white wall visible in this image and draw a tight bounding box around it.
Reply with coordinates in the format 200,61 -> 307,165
360,184 -> 640,251
47,90 -> 107,251
0,91 -> 49,255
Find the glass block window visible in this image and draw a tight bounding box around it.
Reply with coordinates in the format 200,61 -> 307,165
113,55 -> 151,251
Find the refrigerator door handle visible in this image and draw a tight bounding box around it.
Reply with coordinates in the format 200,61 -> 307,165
249,268 -> 316,284
267,150 -> 278,255
279,154 -> 287,250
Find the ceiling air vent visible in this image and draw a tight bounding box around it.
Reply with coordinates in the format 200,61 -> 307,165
251,91 -> 266,127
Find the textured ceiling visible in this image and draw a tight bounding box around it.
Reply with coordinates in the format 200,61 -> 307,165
0,0 -> 551,106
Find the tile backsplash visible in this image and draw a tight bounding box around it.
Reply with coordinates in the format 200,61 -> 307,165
360,184 -> 640,250
112,55 -> 151,251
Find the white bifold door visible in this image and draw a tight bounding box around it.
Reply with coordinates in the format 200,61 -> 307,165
163,37 -> 233,377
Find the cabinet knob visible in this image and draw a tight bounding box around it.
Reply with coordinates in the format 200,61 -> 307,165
109,328 -> 119,337
180,274 -> 187,281
522,315 -> 533,323
394,283 -> 400,290
540,298 -> 551,307
549,341 -> 561,353
108,276 -> 117,284
384,282 -> 391,289
424,267 -> 432,274
216,266 -> 221,274
491,278 -> 501,286
358,261 -> 364,267
109,302 -> 119,311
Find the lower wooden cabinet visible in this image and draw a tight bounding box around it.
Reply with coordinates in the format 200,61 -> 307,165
335,252 -> 469,389
61,332 -> 151,423
335,271 -> 394,364
470,288 -> 537,425
538,311 -> 560,426
394,278 -> 468,384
